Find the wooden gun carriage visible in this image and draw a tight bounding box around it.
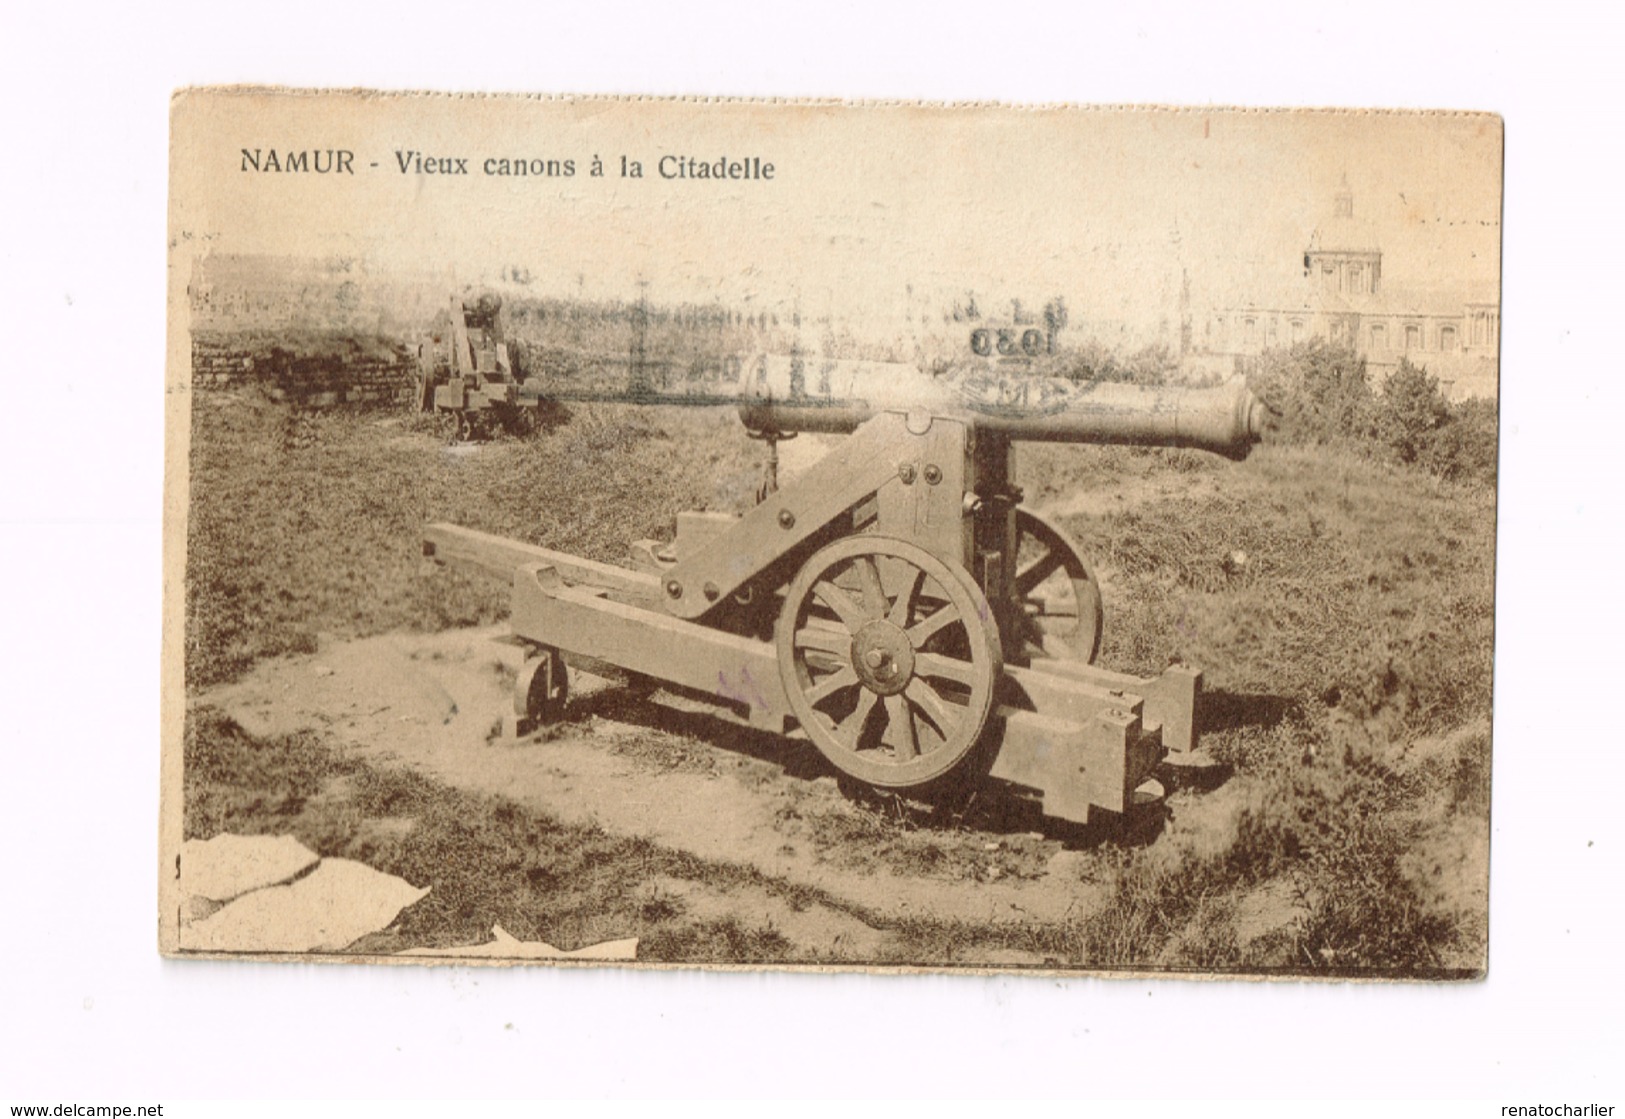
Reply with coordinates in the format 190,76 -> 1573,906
414,293 -> 524,441
424,365 -> 1268,828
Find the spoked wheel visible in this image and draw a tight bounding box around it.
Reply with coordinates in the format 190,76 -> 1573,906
776,536 -> 1002,789
1012,508 -> 1104,664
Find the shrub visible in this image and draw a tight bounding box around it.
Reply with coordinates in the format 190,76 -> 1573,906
1247,345 -> 1498,485
1051,340 -> 1183,387
1421,396 -> 1499,485
1246,340 -> 1375,446
1374,360 -> 1498,485
1376,359 -> 1451,465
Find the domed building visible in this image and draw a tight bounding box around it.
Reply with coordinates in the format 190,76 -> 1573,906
1201,177 -> 1499,400
1306,177 -> 1384,300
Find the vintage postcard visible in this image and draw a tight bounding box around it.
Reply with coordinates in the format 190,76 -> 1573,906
163,91 -> 1500,977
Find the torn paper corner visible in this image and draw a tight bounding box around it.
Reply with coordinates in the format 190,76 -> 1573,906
402,924 -> 638,961
179,833 -> 320,904
180,857 -> 429,954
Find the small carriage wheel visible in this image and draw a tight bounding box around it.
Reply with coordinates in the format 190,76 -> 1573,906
515,646 -> 569,725
1012,508 -> 1104,664
776,536 -> 1001,789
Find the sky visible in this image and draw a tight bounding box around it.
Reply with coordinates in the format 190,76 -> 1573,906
173,93 -> 1502,332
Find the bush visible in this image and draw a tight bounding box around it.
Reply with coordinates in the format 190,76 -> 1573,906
1377,360 -> 1498,485
1376,359 -> 1451,466
1246,344 -> 1498,485
1247,340 -> 1375,446
1051,340 -> 1183,387
1421,396 -> 1499,485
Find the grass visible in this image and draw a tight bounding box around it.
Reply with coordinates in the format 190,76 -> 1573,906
1098,445 -> 1493,735
183,379 -> 1495,975
183,702 -> 1480,973
768,779 -> 1057,883
186,391 -> 760,689
1000,435 -> 1494,973
185,705 -> 817,961
1025,440 -> 1495,972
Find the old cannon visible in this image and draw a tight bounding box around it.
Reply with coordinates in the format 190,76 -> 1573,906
423,358 -> 1268,828
414,293 -> 525,441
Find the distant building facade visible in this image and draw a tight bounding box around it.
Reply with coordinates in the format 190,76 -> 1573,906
1200,179 -> 1499,399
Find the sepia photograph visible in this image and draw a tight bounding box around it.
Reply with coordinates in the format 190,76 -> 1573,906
163,91 -> 1501,978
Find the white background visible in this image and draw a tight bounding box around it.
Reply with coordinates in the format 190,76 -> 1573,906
1,0 -> 1619,1101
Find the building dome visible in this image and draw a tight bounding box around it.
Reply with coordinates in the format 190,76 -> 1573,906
1307,177 -> 1381,255
1308,216 -> 1382,255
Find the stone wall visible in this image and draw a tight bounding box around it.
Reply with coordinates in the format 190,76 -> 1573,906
191,331 -> 417,406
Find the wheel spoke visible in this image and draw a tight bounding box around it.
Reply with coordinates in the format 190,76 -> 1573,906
915,652 -> 975,687
804,651 -> 847,675
906,603 -> 960,648
794,623 -> 851,656
884,694 -> 917,760
1014,547 -> 1065,597
803,665 -> 859,707
905,677 -> 959,738
854,556 -> 887,619
1024,596 -> 1079,622
886,566 -> 927,628
835,687 -> 879,749
813,580 -> 869,632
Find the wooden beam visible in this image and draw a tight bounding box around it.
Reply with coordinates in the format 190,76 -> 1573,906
422,523 -> 659,598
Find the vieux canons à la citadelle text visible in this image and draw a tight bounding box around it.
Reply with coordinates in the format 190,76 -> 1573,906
239,149 -> 776,182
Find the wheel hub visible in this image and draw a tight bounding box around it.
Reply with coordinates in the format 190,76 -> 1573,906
851,620 -> 915,696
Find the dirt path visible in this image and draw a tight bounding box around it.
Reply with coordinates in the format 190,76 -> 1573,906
202,627 -> 1117,959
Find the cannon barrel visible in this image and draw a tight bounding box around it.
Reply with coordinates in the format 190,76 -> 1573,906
736,356 -> 1268,458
